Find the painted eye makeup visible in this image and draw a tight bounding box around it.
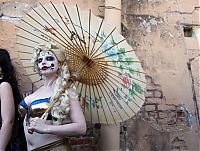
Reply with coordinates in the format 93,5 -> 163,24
46,56 -> 55,61
38,58 -> 43,63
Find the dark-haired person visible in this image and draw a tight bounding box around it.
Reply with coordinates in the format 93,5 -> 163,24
0,48 -> 27,151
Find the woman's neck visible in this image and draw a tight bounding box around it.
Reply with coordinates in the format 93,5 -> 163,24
42,74 -> 58,87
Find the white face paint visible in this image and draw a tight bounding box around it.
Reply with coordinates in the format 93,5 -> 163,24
37,50 -> 59,75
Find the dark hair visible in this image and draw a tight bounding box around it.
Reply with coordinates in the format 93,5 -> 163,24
0,49 -> 27,150
0,49 -> 21,117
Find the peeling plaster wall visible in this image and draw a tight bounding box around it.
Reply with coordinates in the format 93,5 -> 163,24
122,0 -> 197,110
121,0 -> 199,151
0,20 -> 32,93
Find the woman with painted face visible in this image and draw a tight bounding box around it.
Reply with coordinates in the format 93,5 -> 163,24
0,49 -> 27,151
18,43 -> 86,151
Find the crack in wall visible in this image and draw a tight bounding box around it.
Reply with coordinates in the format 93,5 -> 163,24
0,13 -> 22,21
165,6 -> 200,15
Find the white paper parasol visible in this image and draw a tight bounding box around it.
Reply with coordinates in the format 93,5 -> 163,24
16,2 -> 146,124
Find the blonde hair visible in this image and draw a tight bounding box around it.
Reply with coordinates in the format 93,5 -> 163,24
32,43 -> 71,124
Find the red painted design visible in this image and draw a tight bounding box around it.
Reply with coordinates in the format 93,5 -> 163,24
45,27 -> 57,35
121,75 -> 131,89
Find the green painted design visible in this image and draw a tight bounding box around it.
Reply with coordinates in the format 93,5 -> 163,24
82,95 -> 103,111
97,32 -> 142,78
129,82 -> 144,96
96,31 -> 145,101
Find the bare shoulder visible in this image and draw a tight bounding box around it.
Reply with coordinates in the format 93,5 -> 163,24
0,82 -> 13,101
0,81 -> 12,92
0,81 -> 11,88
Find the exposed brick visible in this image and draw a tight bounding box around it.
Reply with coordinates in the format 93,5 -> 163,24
148,111 -> 159,119
145,75 -> 153,85
157,118 -> 169,125
139,110 -> 149,118
146,97 -> 163,104
158,104 -> 176,111
145,104 -> 157,111
146,84 -> 157,90
153,90 -> 163,98
170,136 -> 187,150
145,90 -> 154,98
158,111 -> 169,119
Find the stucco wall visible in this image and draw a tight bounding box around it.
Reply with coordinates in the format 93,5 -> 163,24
121,0 -> 199,150
122,0 -> 198,111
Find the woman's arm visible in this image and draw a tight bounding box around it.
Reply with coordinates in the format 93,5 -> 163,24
0,82 -> 15,150
29,91 -> 86,136
46,99 -> 86,136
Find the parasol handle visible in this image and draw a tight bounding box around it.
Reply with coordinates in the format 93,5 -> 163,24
42,73 -> 79,115
28,76 -> 77,134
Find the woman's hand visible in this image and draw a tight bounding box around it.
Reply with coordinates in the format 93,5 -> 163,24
28,113 -> 49,134
68,87 -> 78,100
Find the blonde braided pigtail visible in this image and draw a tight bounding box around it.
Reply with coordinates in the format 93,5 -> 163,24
50,61 -> 71,125
32,43 -> 72,124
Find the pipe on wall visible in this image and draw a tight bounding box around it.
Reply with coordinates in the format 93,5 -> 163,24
99,0 -> 121,151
